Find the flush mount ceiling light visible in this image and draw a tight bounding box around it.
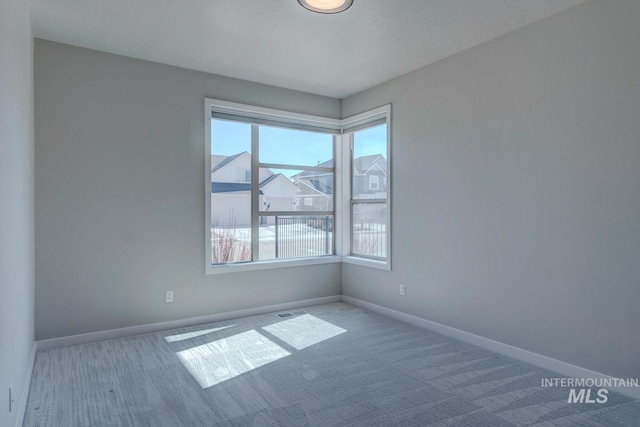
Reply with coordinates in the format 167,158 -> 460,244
298,0 -> 354,14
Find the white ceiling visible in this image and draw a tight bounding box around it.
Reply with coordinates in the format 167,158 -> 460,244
30,0 -> 586,99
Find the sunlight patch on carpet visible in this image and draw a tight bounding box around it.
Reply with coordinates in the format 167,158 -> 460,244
262,314 -> 346,350
176,330 -> 290,388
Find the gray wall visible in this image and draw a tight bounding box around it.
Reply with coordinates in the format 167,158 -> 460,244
31,0 -> 640,381
0,0 -> 34,424
342,0 -> 640,379
34,40 -> 341,340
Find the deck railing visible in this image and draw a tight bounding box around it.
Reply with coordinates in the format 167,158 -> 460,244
275,216 -> 333,259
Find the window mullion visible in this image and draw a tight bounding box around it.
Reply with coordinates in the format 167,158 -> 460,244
258,163 -> 333,173
258,211 -> 333,216
332,134 -> 337,256
351,199 -> 387,204
251,124 -> 260,261
342,133 -> 353,256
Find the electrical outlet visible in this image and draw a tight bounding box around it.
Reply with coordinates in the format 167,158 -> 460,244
165,291 -> 174,303
399,284 -> 406,296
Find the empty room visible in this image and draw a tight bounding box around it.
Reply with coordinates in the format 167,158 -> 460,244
2,0 -> 639,426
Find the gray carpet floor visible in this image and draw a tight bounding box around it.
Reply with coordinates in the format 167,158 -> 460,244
23,302 -> 640,426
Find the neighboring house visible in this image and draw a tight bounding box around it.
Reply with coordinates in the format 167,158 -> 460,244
211,152 -> 299,226
291,155 -> 387,211
352,154 -> 387,198
258,174 -> 300,224
291,159 -> 334,212
295,178 -> 333,212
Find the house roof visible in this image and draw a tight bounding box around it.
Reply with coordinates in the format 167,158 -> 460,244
211,182 -> 259,193
290,155 -> 386,179
354,154 -> 386,175
290,159 -> 333,179
211,152 -> 245,173
211,173 -> 289,194
295,178 -> 333,195
211,155 -> 227,169
260,173 -> 300,194
258,174 -> 280,187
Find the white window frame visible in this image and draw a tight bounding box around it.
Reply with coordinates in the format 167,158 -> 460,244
205,99 -> 390,274
340,104 -> 391,271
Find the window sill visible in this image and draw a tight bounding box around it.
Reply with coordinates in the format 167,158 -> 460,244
206,255 -> 342,275
205,255 -> 390,274
341,256 -> 391,271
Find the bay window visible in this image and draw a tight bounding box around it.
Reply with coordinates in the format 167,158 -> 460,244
205,99 -> 390,273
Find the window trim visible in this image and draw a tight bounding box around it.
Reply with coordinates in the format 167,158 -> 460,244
342,104 -> 391,270
205,99 -> 390,274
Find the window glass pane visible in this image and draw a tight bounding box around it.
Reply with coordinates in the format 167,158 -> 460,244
211,119 -> 252,264
293,170 -> 334,212
258,168 -> 298,212
211,221 -> 252,265
352,203 -> 387,259
211,119 -> 251,156
258,168 -> 334,212
259,126 -> 333,167
258,219 -> 276,260
352,123 -> 387,200
208,102 -> 343,268
259,215 -> 333,260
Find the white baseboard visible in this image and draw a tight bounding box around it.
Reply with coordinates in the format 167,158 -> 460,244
36,295 -> 342,351
341,295 -> 640,401
15,342 -> 36,427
